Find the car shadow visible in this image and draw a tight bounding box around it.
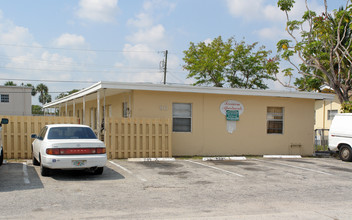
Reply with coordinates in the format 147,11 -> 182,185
0,162 -> 44,192
49,166 -> 125,181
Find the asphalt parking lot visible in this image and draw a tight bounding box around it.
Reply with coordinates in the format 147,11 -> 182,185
1,157 -> 352,219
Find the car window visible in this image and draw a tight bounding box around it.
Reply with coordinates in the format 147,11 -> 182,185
47,127 -> 97,139
38,127 -> 48,140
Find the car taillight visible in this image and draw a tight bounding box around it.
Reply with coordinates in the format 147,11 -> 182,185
46,148 -> 106,155
96,148 -> 106,154
46,148 -> 60,155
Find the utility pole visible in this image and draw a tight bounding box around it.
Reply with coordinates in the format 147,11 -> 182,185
163,50 -> 168,84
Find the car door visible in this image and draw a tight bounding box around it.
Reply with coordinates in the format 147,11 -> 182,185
33,126 -> 47,160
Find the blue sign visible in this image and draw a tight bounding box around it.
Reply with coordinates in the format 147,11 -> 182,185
226,110 -> 239,121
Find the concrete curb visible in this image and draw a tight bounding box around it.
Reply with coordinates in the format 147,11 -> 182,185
202,156 -> 246,161
263,155 -> 302,159
128,158 -> 175,162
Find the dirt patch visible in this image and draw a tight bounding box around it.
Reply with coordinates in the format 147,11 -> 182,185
210,161 -> 255,166
137,162 -> 184,169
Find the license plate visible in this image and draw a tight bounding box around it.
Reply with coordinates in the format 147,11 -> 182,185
72,160 -> 86,167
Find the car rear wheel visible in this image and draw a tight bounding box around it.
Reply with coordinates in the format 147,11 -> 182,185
0,148 -> 3,166
93,167 -> 104,175
40,155 -> 50,176
339,145 -> 352,162
32,148 -> 40,166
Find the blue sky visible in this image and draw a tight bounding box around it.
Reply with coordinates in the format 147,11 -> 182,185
0,0 -> 346,104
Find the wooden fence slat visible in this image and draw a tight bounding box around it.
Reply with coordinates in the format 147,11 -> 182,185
1,116 -> 171,159
1,115 -> 78,159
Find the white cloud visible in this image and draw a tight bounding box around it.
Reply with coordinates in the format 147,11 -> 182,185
226,0 -> 265,20
263,4 -> 285,22
226,0 -> 324,23
127,13 -> 153,29
123,44 -> 160,65
76,0 -> 118,23
203,38 -> 212,45
256,27 -> 286,40
54,33 -> 86,48
128,24 -> 166,46
143,0 -> 176,13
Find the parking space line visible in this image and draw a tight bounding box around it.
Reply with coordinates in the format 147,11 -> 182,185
22,162 -> 30,184
109,161 -> 147,182
252,159 -> 333,176
185,160 -> 244,177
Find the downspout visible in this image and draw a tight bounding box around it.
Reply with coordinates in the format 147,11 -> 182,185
322,100 -> 326,129
73,100 -> 76,118
97,90 -> 100,139
83,96 -> 86,125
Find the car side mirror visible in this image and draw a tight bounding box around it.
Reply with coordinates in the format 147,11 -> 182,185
31,134 -> 37,139
1,118 -> 9,125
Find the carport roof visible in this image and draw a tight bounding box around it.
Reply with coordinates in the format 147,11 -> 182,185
44,81 -> 335,108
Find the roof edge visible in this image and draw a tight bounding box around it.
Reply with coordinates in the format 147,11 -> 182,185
44,81 -> 335,108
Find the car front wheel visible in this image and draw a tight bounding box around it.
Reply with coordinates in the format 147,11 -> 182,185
339,145 -> 352,162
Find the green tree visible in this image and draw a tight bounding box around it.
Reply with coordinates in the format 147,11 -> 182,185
183,36 -> 276,89
36,83 -> 51,105
21,83 -> 37,96
56,89 -> 79,100
275,0 -> 352,103
4,81 -> 17,86
32,105 -> 43,115
227,41 -> 276,89
183,36 -> 232,87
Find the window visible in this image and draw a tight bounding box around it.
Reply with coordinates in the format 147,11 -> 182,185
173,103 -> 192,132
47,127 -> 97,139
267,107 -> 284,134
123,102 -> 129,118
38,126 -> 48,140
328,110 -> 338,120
1,94 -> 9,103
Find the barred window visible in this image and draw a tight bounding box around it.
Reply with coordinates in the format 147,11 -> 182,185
327,110 -> 338,120
267,107 -> 284,134
1,94 -> 9,103
173,103 -> 192,132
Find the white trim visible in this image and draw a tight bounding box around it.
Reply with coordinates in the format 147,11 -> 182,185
202,156 -> 246,161
263,155 -> 302,159
127,158 -> 175,162
44,81 -> 335,108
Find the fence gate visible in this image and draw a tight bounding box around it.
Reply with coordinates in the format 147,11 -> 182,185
314,129 -> 329,152
104,118 -> 172,159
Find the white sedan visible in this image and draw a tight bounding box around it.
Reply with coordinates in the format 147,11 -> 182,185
32,124 -> 107,176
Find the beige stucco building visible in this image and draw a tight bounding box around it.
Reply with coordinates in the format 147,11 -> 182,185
0,86 -> 32,116
314,95 -> 341,130
44,82 -> 334,157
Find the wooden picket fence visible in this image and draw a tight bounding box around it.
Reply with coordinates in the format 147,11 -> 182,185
1,115 -> 78,159
1,115 -> 172,159
104,118 -> 172,159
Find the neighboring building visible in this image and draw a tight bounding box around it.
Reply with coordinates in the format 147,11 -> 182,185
44,82 -> 334,156
314,95 -> 340,130
0,86 -> 32,116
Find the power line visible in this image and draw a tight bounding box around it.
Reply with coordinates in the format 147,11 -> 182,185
0,65 -> 160,73
0,43 -> 162,54
0,78 -> 98,83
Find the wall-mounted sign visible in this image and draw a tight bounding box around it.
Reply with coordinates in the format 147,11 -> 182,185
226,110 -> 239,121
220,100 -> 244,134
220,100 -> 244,115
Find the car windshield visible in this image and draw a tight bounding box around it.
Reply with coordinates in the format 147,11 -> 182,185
47,127 -> 97,139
